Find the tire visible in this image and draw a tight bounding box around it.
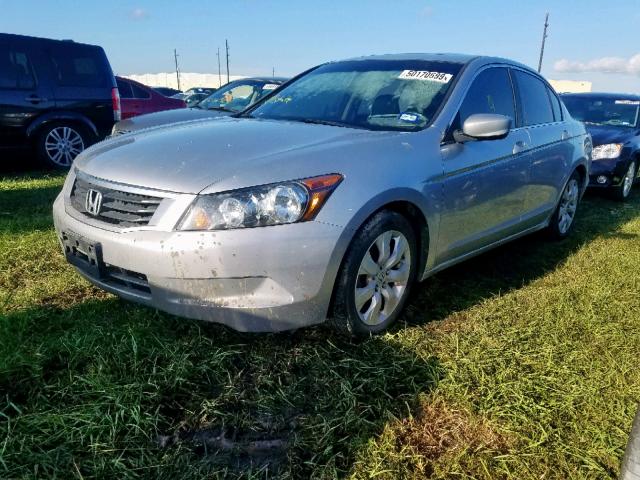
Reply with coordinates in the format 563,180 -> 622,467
35,122 -> 93,169
612,160 -> 637,202
547,170 -> 582,240
330,210 -> 418,337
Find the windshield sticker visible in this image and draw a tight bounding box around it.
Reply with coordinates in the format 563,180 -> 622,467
399,113 -> 419,122
262,84 -> 279,90
398,70 -> 452,83
615,100 -> 640,105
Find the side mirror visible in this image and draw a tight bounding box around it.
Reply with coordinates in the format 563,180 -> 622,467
454,113 -> 512,142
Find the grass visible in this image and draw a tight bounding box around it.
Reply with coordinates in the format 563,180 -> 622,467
1,169 -> 639,479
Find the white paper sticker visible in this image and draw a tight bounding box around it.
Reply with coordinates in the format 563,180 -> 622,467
398,70 -> 452,83
615,100 -> 640,105
262,83 -> 279,90
399,113 -> 419,122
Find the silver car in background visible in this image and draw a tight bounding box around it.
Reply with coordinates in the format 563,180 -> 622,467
53,53 -> 591,336
111,77 -> 287,136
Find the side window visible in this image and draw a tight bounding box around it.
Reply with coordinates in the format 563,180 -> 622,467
547,87 -> 562,121
0,42 -> 36,89
131,82 -> 151,99
116,78 -> 133,99
513,70 -> 554,126
457,67 -> 516,129
49,44 -> 109,87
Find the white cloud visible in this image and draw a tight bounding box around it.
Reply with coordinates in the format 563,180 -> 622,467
130,7 -> 149,20
554,54 -> 640,76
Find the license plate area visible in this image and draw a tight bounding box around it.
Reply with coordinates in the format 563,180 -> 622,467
61,231 -> 103,278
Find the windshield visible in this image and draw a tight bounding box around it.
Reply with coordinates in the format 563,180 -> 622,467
248,60 -> 462,131
563,96 -> 640,127
198,81 -> 280,112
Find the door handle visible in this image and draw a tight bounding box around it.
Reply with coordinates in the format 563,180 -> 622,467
561,130 -> 569,141
25,95 -> 47,104
513,140 -> 527,154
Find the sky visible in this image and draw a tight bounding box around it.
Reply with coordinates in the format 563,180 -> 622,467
2,0 -> 640,92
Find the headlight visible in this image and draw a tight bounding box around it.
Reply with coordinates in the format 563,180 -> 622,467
592,143 -> 623,160
177,174 -> 343,231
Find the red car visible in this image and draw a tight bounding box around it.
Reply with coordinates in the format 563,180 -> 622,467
115,76 -> 186,119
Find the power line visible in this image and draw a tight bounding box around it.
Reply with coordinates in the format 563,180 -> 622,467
225,39 -> 230,84
173,48 -> 181,90
537,13 -> 549,73
216,47 -> 222,87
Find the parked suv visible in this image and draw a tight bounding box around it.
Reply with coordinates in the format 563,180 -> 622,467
54,54 -> 590,335
0,33 -> 119,168
561,93 -> 640,201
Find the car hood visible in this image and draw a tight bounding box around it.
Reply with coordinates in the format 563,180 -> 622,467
585,124 -> 637,146
76,117 -> 382,194
114,107 -> 231,133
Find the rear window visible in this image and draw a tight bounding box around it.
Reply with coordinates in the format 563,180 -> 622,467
48,43 -> 110,87
0,42 -> 37,89
131,82 -> 151,99
116,78 -> 133,98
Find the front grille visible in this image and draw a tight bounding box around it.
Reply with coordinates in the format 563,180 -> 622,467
70,176 -> 162,228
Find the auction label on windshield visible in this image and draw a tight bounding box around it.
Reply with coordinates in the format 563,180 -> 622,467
262,84 -> 279,90
398,70 -> 452,83
615,100 -> 640,105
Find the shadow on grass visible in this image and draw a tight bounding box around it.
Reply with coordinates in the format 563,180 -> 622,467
1,190 -> 639,478
0,298 -> 443,478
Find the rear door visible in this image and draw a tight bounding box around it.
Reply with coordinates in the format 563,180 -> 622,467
46,41 -> 114,135
0,36 -> 55,148
512,69 -> 572,226
437,66 -> 531,263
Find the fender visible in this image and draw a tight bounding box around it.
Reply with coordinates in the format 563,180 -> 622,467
315,187 -> 437,317
26,111 -> 99,139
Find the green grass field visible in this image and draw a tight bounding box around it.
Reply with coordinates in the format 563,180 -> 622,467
1,171 -> 639,479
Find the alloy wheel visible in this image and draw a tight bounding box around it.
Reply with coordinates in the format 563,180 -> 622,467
622,161 -> 636,198
45,126 -> 84,167
354,230 -> 411,326
558,178 -> 579,234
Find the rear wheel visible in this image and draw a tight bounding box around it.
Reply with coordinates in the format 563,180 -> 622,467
547,170 -> 581,240
36,122 -> 92,169
612,160 -> 637,202
330,210 -> 418,337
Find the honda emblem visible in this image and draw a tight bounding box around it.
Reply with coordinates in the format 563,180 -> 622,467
85,189 -> 103,216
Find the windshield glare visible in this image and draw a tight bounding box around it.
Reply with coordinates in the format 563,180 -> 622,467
249,60 -> 462,131
563,97 -> 640,127
198,81 -> 278,112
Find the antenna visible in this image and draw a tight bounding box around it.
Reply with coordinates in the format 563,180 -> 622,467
217,47 -> 222,87
225,39 -> 230,84
537,13 -> 549,73
174,48 -> 181,91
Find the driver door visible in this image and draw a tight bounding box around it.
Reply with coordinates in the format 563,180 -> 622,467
436,66 -> 531,263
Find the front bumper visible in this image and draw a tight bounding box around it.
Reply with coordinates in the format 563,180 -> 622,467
588,156 -> 633,188
53,193 -> 344,332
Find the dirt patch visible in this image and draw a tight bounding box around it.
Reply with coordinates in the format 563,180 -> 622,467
393,397 -> 512,475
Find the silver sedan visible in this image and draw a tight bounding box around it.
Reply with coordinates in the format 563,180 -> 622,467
53,53 -> 591,335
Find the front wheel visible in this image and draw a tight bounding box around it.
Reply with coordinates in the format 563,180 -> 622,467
36,123 -> 92,169
612,160 -> 637,202
330,210 -> 418,337
547,170 -> 581,240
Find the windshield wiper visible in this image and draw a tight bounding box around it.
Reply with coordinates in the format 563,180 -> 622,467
294,118 -> 353,128
207,106 -> 234,112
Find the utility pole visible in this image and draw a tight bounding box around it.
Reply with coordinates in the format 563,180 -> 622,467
272,67 -> 275,78
225,39 -> 230,84
174,48 -> 181,90
537,13 -> 549,73
216,47 -> 222,87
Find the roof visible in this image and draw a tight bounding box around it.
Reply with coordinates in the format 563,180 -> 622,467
0,32 -> 99,49
238,77 -> 288,83
560,92 -> 640,100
